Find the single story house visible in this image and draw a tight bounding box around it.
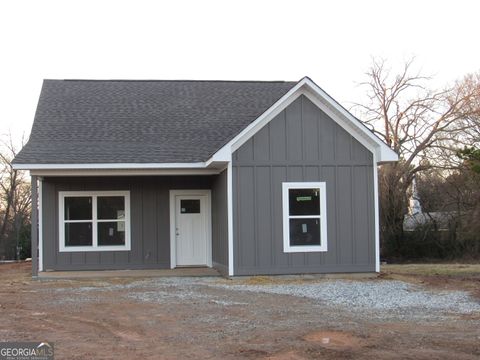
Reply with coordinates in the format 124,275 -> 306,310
13,77 -> 398,277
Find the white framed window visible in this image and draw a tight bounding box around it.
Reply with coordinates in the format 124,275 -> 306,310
282,182 -> 327,253
59,191 -> 131,252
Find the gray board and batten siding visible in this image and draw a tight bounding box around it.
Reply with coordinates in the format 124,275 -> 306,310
211,169 -> 229,275
232,95 -> 376,275
41,175 -> 229,272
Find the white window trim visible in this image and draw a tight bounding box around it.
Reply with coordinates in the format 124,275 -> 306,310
38,178 -> 43,271
58,190 -> 131,252
282,182 -> 327,253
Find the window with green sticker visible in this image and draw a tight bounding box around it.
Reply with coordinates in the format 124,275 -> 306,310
282,182 -> 327,253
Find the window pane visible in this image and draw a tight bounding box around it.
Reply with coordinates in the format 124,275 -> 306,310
288,188 -> 320,216
98,221 -> 126,246
180,199 -> 200,214
98,196 -> 125,220
65,222 -> 92,246
289,218 -> 320,246
65,197 -> 92,220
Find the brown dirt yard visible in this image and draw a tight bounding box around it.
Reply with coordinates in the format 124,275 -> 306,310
1,262 -> 479,359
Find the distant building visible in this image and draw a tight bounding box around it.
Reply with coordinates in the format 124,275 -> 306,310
403,177 -> 455,231
403,211 -> 455,232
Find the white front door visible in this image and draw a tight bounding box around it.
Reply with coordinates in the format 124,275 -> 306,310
175,194 -> 208,266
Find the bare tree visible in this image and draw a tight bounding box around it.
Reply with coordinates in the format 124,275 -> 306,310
0,133 -> 31,260
354,58 -> 480,256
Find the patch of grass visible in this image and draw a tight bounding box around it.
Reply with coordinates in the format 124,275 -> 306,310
37,276 -> 144,291
241,276 -> 325,286
243,276 -> 279,285
382,264 -> 480,277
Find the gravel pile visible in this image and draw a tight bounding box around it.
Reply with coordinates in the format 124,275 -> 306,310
43,276 -> 480,320
126,288 -> 212,303
128,277 -> 480,317
215,280 -> 480,312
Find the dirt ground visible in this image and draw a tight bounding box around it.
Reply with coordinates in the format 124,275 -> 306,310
381,263 -> 480,300
1,262 -> 479,359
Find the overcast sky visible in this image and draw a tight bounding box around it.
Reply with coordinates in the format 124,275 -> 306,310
1,0 -> 479,146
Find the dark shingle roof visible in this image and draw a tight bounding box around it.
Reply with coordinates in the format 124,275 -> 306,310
14,79 -> 297,164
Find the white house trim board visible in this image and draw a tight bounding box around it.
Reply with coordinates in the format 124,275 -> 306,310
13,162 -> 208,171
29,168 -> 222,177
302,78 -> 398,163
227,161 -> 234,276
220,80 -> 306,157
169,189 -> 212,269
208,82 -> 304,162
301,91 -> 381,160
373,154 -> 381,272
209,77 -> 398,164
38,178 -> 43,272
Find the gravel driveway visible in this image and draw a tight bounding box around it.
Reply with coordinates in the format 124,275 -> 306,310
2,263 -> 480,359
209,278 -> 480,318
49,276 -> 480,321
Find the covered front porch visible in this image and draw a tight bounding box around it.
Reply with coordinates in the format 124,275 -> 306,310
30,170 -> 229,277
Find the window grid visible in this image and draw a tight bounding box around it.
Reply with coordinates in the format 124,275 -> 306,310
282,182 -> 328,253
59,191 -> 130,252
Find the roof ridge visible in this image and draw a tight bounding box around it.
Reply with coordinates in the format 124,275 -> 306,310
45,79 -> 298,84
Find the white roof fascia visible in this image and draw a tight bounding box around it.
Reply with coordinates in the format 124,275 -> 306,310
12,162 -> 207,171
208,77 -> 398,164
209,78 -> 308,161
302,78 -> 398,163
206,145 -> 231,165
29,168 -> 222,177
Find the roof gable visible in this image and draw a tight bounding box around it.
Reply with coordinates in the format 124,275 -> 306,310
209,77 -> 398,164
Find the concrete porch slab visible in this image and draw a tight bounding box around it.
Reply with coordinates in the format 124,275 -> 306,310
37,267 -> 220,280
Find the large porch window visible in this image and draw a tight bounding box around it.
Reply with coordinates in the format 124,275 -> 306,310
59,191 -> 131,252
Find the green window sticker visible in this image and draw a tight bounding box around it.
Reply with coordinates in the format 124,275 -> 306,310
296,196 -> 312,201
